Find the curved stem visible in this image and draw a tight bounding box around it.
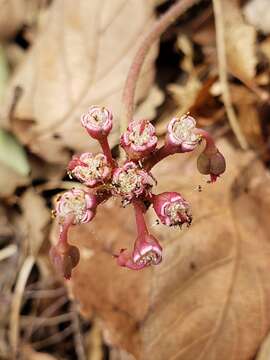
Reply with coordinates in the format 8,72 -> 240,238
194,128 -> 217,155
133,200 -> 148,236
122,0 -> 199,129
143,144 -> 173,171
57,215 -> 74,253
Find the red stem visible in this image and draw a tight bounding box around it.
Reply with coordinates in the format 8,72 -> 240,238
133,200 -> 148,236
143,144 -> 174,171
99,137 -> 114,166
194,128 -> 217,155
57,215 -> 74,253
122,0 -> 199,125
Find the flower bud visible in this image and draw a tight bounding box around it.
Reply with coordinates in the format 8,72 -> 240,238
152,192 -> 192,227
55,188 -> 97,225
112,161 -> 153,202
50,244 -> 80,280
166,115 -> 199,152
68,152 -> 112,187
197,150 -> 226,182
115,233 -> 162,270
120,119 -> 157,160
133,233 -> 162,266
81,105 -> 113,139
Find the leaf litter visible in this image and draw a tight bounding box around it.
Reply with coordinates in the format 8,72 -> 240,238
1,0 -> 270,359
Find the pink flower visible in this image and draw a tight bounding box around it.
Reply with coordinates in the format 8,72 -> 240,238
81,105 -> 113,139
50,244 -> 80,280
166,114 -> 199,152
115,233 -> 162,270
67,152 -> 112,187
197,149 -> 226,182
55,188 -> 97,225
120,119 -> 157,160
112,161 -> 154,202
152,192 -> 192,227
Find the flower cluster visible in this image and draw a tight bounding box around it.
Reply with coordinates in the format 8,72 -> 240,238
50,106 -> 225,279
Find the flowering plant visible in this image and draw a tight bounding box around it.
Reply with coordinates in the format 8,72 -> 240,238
50,108 -> 225,279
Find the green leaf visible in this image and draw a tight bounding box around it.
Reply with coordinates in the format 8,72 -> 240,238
0,129 -> 30,176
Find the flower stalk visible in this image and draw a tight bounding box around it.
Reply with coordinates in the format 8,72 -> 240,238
122,0 -> 200,129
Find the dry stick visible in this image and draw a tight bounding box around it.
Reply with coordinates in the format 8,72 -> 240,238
9,256 -> 35,356
70,302 -> 87,360
121,0 -> 200,132
212,0 -> 248,150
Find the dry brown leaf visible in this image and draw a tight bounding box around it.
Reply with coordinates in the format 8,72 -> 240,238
21,344 -> 58,360
55,138 -> 270,359
244,0 -> 270,35
260,37 -> 270,63
110,348 -> 136,360
20,188 -> 50,256
0,0 -> 28,40
222,0 -> 257,82
230,85 -> 265,152
2,0 -> 158,163
167,78 -> 201,114
135,85 -> 164,122
256,331 -> 270,360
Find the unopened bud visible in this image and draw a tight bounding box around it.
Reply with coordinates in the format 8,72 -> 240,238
197,150 -> 226,182
50,244 -> 80,280
81,105 -> 113,140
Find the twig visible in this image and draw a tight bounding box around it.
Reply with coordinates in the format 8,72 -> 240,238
121,0 -> 200,131
9,256 -> 35,356
212,0 -> 248,150
20,313 -> 73,327
24,286 -> 66,299
31,325 -> 74,349
70,302 -> 87,360
24,295 -> 68,339
86,319 -> 103,360
0,244 -> 17,262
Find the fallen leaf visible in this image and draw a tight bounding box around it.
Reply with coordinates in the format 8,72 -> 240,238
0,128 -> 30,176
230,85 -> 265,153
256,331 -> 270,360
0,0 -> 28,41
21,344 -> 58,360
135,85 -> 164,122
2,0 -> 158,163
243,0 -> 270,35
20,188 -> 50,256
62,138 -> 270,359
222,0 -> 257,82
167,77 -> 202,114
110,348 -> 136,360
260,37 -> 270,63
